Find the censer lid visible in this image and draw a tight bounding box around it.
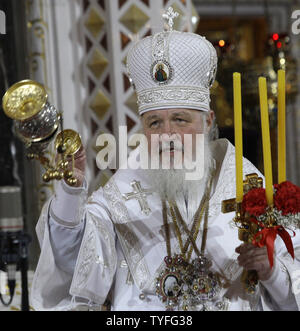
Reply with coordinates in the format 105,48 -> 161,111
2,80 -> 48,121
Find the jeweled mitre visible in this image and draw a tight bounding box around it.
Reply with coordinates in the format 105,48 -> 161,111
127,26 -> 218,115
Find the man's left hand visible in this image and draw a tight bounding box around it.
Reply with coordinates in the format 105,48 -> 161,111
235,243 -> 273,281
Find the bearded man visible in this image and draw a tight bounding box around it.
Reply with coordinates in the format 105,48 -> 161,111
30,11 -> 300,311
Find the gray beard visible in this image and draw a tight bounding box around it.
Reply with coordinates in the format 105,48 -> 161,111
146,141 -> 215,204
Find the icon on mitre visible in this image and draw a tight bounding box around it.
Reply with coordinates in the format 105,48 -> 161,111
151,60 -> 173,85
155,63 -> 168,82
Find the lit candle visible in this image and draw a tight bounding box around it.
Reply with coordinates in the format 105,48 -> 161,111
259,77 -> 273,206
277,69 -> 286,184
233,72 -> 243,203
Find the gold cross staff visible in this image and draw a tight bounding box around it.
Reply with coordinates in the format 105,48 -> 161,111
221,173 -> 263,294
222,173 -> 263,214
122,180 -> 153,216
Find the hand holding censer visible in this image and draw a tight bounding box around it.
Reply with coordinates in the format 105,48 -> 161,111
2,80 -> 82,186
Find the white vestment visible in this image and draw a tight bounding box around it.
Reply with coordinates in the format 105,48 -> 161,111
30,139 -> 300,311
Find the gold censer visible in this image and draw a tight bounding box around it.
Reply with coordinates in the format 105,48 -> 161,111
2,80 -> 82,186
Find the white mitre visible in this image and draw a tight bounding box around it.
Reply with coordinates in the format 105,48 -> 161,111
127,7 -> 218,116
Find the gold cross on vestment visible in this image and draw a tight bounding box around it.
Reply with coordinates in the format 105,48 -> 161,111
162,7 -> 179,31
122,180 -> 153,216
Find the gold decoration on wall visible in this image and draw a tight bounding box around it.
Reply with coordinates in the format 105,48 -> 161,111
90,90 -> 111,120
119,4 -> 149,34
99,172 -> 110,187
125,92 -> 139,115
88,49 -> 109,78
85,8 -> 105,38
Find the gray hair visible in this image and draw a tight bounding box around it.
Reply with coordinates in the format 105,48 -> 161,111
201,111 -> 219,141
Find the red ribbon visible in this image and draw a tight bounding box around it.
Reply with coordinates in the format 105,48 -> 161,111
252,224 -> 295,268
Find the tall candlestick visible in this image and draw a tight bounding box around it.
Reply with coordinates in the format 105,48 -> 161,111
233,72 -> 243,203
278,69 -> 286,184
259,77 -> 273,206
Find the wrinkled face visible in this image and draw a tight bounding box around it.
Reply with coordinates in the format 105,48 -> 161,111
142,108 -> 214,167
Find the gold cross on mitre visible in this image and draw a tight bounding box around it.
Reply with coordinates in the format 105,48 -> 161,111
221,173 -> 263,214
122,180 -> 153,216
162,7 -> 179,31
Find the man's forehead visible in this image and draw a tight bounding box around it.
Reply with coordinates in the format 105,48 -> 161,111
142,108 -> 202,119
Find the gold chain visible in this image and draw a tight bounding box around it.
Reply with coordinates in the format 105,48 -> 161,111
168,201 -> 186,259
162,200 -> 171,257
163,174 -> 214,262
187,200 -> 208,261
168,200 -> 207,262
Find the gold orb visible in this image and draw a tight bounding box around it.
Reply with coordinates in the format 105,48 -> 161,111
61,161 -> 69,169
55,172 -> 64,180
64,170 -> 73,179
42,173 -> 50,182
67,178 -> 78,186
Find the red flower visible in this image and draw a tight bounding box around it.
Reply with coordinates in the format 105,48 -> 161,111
242,188 -> 268,217
274,181 -> 300,215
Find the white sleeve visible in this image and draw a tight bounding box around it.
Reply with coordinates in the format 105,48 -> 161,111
48,180 -> 88,275
31,185 -> 117,310
50,179 -> 87,226
48,217 -> 85,275
260,258 -> 298,310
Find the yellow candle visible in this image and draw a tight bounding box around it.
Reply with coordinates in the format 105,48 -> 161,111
259,77 -> 273,206
233,72 -> 243,203
277,70 -> 286,184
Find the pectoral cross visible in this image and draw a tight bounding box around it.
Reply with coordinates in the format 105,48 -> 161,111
221,173 -> 263,213
162,7 -> 179,31
122,180 -> 153,216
